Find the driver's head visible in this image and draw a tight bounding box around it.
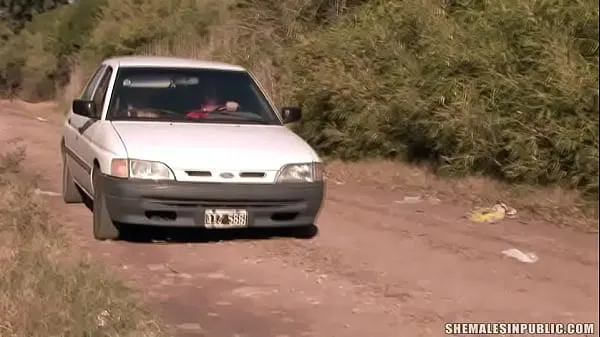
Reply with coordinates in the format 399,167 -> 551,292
201,86 -> 219,105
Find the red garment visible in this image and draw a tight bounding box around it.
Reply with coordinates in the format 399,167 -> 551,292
185,110 -> 209,118
185,102 -> 220,118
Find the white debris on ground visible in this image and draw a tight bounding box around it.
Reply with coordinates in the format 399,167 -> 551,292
394,196 -> 423,204
33,188 -> 61,197
35,116 -> 48,122
176,322 -> 203,332
501,248 -> 539,263
96,309 -> 111,327
468,202 -> 517,223
394,195 -> 441,205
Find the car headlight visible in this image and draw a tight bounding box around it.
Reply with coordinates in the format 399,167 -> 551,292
110,159 -> 175,180
275,162 -> 324,183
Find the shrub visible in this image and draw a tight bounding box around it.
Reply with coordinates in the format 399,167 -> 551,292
0,0 -> 106,100
86,0 -> 230,60
0,0 -> 597,196
286,0 -> 599,194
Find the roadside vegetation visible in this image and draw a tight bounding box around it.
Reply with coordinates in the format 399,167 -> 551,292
0,0 -> 597,227
0,143 -> 167,337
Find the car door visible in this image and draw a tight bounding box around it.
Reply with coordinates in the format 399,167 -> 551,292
72,65 -> 114,194
64,65 -> 107,194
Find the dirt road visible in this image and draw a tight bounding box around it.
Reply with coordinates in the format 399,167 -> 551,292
1,100 -> 598,337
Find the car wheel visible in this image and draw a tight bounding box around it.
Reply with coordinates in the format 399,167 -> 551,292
62,156 -> 83,204
92,169 -> 120,241
287,224 -> 319,239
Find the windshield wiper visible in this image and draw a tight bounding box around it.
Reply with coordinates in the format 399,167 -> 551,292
202,111 -> 270,124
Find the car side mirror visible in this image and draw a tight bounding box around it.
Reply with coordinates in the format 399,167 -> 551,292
72,99 -> 97,118
281,106 -> 302,124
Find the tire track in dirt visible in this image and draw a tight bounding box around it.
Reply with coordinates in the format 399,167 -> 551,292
1,101 -> 598,336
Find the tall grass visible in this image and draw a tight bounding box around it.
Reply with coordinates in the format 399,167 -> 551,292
288,0 -> 599,194
0,0 -> 597,196
0,145 -> 166,337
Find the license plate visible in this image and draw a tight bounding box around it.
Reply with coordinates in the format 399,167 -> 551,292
204,209 -> 248,228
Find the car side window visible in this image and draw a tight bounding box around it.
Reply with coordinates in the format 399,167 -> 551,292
81,65 -> 107,100
91,66 -> 113,117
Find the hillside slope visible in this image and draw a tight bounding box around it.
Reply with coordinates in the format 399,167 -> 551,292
0,0 -> 597,196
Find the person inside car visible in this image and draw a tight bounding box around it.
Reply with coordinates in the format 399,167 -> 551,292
186,86 -> 239,119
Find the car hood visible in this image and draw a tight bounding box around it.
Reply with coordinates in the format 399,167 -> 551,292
110,121 -> 320,170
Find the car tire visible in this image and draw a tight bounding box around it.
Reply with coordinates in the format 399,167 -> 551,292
92,169 -> 120,241
287,224 -> 319,239
62,156 -> 83,204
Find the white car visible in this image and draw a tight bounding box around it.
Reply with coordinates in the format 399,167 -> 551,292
61,56 -> 325,241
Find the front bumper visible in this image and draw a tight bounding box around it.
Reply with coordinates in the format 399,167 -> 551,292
99,174 -> 325,228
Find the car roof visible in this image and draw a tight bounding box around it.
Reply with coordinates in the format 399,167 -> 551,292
102,56 -> 246,72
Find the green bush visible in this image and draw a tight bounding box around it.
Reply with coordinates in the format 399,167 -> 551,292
286,0 -> 599,194
85,0 -> 230,60
0,0 -> 597,196
0,0 -> 106,100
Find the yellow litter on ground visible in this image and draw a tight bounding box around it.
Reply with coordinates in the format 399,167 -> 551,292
469,202 -> 517,223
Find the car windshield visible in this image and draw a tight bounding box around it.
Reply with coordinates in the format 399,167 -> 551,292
106,67 -> 281,125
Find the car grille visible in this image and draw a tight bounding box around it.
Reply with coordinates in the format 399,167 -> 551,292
146,198 -> 300,209
184,171 -> 267,178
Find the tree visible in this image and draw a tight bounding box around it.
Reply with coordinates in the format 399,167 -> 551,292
0,0 -> 69,33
